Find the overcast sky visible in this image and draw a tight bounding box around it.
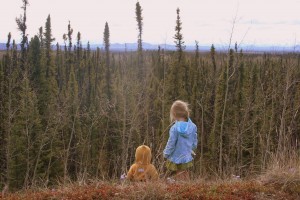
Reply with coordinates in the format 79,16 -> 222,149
1,0 -> 300,47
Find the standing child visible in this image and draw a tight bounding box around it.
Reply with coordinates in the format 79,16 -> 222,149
163,100 -> 197,181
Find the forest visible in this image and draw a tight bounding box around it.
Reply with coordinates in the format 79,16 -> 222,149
0,0 -> 300,193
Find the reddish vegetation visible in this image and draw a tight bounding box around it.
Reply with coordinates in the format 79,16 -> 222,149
1,180 -> 299,200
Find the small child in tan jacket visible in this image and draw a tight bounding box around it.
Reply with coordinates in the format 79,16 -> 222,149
127,145 -> 159,181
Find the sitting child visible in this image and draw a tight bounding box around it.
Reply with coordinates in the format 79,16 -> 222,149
127,145 -> 159,181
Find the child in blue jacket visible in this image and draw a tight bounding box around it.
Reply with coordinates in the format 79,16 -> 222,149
163,100 -> 197,181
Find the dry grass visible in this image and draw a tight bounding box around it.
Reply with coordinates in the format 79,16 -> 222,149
2,153 -> 300,200
259,152 -> 300,196
1,179 -> 298,200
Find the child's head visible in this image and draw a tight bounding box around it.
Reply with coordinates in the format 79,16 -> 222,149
170,100 -> 190,122
135,145 -> 152,165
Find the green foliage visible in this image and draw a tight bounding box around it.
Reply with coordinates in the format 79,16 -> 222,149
103,23 -> 110,53
16,0 -> 29,71
135,1 -> 143,52
103,22 -> 112,100
44,14 -> 55,78
10,73 -> 42,189
135,1 -> 144,79
2,41 -> 300,188
1,2 -> 300,191
174,8 -> 185,62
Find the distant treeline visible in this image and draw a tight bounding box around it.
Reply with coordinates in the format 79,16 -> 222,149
1,42 -> 299,52
1,0 -> 300,191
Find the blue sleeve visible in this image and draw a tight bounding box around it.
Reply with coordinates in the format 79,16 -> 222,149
163,126 -> 178,158
192,126 -> 198,150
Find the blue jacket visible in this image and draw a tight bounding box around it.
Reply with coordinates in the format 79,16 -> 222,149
163,118 -> 197,164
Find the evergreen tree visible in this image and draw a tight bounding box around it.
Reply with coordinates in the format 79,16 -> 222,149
44,14 -> 55,78
76,32 -> 85,95
86,41 -> 93,107
174,8 -> 185,63
16,0 -> 29,71
76,32 -> 82,62
135,1 -> 144,78
0,33 -> 12,189
6,33 -> 12,50
210,44 -> 216,73
11,72 -> 41,188
210,44 -> 217,114
167,7 -> 188,101
103,22 -> 111,100
4,40 -> 17,191
56,42 -> 63,92
135,2 -> 143,53
62,21 -> 74,86
38,27 -> 44,48
67,21 -> 73,52
29,35 -> 42,87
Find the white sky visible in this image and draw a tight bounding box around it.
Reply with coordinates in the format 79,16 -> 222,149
1,0 -> 300,46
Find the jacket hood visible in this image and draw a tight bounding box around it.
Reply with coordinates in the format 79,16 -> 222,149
175,118 -> 194,138
135,145 -> 152,165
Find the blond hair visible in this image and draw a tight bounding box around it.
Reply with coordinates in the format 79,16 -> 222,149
170,100 -> 190,122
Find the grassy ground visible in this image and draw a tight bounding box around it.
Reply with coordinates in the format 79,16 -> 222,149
1,179 -> 299,200
2,158 -> 300,199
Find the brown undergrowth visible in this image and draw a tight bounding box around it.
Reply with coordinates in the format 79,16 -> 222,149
259,153 -> 300,197
1,178 -> 299,200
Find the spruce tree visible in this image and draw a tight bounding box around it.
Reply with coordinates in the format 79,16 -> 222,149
3,39 -> 17,191
174,8 -> 185,63
76,32 -> 84,94
135,2 -> 143,53
103,22 -> 111,100
62,21 -> 73,86
210,44 -> 216,73
76,32 -> 82,62
6,33 -> 11,50
16,0 -> 29,71
44,14 -> 55,78
67,21 -> 73,53
56,42 -> 63,92
0,33 -> 11,189
38,27 -> 43,48
167,7 -> 187,101
11,72 -> 41,188
29,35 -> 42,87
135,1 -> 144,78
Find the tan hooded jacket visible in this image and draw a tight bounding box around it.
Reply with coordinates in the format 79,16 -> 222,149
127,145 -> 159,181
